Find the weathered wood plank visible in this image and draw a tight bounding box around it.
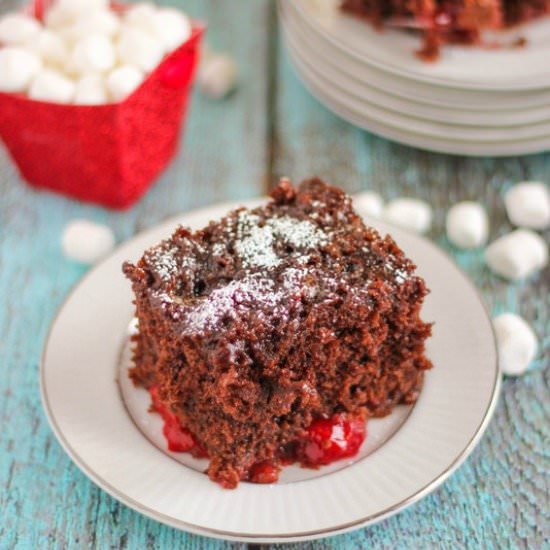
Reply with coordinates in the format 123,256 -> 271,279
0,1 -> 270,548
273,38 -> 549,549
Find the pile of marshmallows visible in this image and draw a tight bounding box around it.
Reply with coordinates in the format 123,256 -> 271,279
354,181 -> 549,377
0,0 -> 192,104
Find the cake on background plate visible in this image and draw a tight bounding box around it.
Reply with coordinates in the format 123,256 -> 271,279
341,0 -> 550,59
123,178 -> 432,488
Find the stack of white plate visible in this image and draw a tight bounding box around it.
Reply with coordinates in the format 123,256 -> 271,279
279,0 -> 550,156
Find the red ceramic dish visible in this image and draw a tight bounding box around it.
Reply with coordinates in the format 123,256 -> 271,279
0,8 -> 203,209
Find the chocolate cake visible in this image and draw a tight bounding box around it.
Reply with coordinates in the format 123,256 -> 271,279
341,0 -> 550,59
124,178 -> 432,488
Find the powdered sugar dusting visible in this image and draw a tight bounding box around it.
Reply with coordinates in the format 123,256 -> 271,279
234,212 -> 329,269
184,271 -> 302,334
145,245 -> 180,281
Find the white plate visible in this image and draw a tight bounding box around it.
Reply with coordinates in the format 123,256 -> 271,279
285,29 -> 550,141
293,0 -> 550,90
283,1 -> 550,111
281,3 -> 550,123
41,200 -> 500,542
283,32 -> 550,155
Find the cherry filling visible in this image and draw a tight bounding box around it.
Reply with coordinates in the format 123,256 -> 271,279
149,387 -> 207,457
149,388 -> 367,484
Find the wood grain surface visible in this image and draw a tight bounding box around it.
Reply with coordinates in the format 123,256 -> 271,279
0,1 -> 548,548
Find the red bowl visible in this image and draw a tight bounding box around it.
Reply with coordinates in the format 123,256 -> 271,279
0,26 -> 204,209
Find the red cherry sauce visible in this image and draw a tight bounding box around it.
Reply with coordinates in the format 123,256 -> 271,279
149,387 -> 207,457
149,387 -> 366,482
297,413 -> 366,466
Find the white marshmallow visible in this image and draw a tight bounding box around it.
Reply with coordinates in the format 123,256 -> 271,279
504,181 -> 550,230
353,191 -> 384,219
123,2 -> 157,28
29,68 -> 76,103
485,229 -> 548,280
62,219 -> 115,264
492,313 -> 538,376
29,29 -> 69,67
124,4 -> 191,53
106,65 -> 144,102
446,201 -> 489,249
59,10 -> 121,43
151,9 -> 192,52
45,0 -> 109,29
383,198 -> 433,234
74,74 -> 107,104
117,27 -> 164,72
69,34 -> 116,74
0,14 -> 41,46
0,47 -> 42,93
198,54 -> 238,99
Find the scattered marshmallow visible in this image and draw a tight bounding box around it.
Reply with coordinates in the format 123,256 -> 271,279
446,201 -> 489,249
0,47 -> 42,93
29,68 -> 76,103
383,198 -> 432,234
353,191 -> 384,219
29,29 -> 69,67
0,14 -> 41,45
62,219 -> 115,264
492,313 -> 538,376
198,54 -> 238,99
485,229 -> 548,280
69,34 -> 116,74
504,181 -> 550,230
106,65 -> 144,102
74,74 -> 107,104
117,27 -> 164,72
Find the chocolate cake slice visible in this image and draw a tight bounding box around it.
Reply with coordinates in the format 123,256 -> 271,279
341,0 -> 550,60
124,178 -> 432,488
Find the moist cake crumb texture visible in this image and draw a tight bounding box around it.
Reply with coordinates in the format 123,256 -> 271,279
124,177 -> 433,488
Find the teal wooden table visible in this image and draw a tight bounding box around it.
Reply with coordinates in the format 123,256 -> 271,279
1,1 -> 548,548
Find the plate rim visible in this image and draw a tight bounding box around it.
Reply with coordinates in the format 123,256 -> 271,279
40,201 -> 502,543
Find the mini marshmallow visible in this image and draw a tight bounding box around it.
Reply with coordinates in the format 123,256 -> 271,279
485,229 -> 548,280
504,181 -> 550,230
383,198 -> 432,234
124,4 -> 191,52
45,0 -> 109,29
198,54 -> 238,99
446,201 -> 489,249
492,313 -> 538,376
117,27 -> 164,72
30,29 -> 69,67
59,10 -> 121,43
29,68 -> 76,103
69,34 -> 116,74
353,191 -> 384,219
74,74 -> 107,104
0,47 -> 42,93
0,14 -> 41,46
151,8 -> 192,52
123,2 -> 157,28
62,219 -> 115,264
106,65 -> 144,102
